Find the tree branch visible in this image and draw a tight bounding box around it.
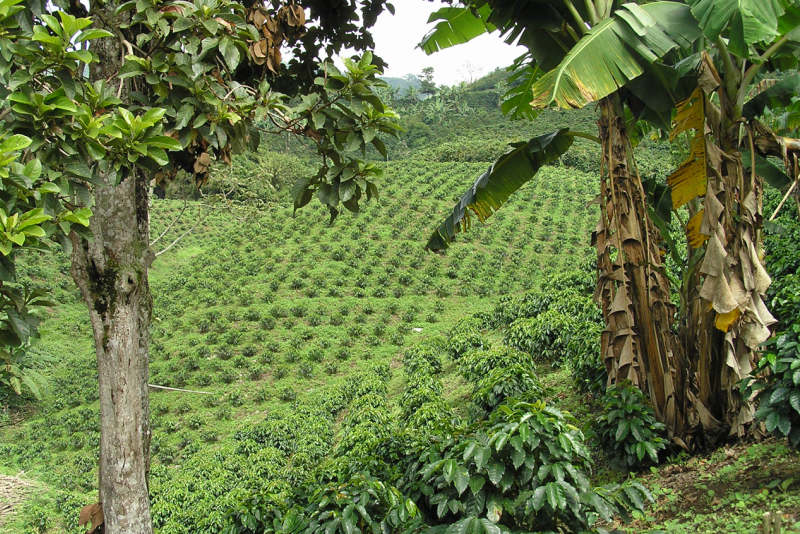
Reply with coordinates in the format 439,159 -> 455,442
154,209 -> 208,257
769,173 -> 798,221
148,384 -> 213,394
149,200 -> 187,247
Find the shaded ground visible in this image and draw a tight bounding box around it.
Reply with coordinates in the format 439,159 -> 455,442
626,439 -> 800,533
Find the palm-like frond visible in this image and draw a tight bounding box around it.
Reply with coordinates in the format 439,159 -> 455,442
419,5 -> 495,54
689,0 -> 789,56
426,130 -> 574,251
532,2 -> 701,109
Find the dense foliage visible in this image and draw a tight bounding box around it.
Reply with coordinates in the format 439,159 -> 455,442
744,196 -> 800,447
593,383 -> 666,470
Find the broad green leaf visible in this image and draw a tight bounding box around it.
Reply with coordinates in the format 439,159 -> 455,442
146,136 -> 182,150
16,209 -> 50,230
501,66 -> 541,121
486,498 -> 501,524
21,373 -> 42,400
690,0 -> 785,54
486,462 -> 505,485
76,28 -> 112,42
742,151 -> 793,191
615,420 -> 630,441
142,107 -> 167,126
117,60 -> 145,79
743,74 -> 800,120
531,486 -> 547,511
463,441 -> 477,461
468,475 -> 485,495
624,485 -> 646,510
86,140 -> 106,160
454,466 -> 470,496
473,446 -> 489,469
220,37 -> 241,71
37,183 -> 61,194
444,516 -> 498,534
175,104 -> 194,130
443,459 -> 457,483
0,134 -> 32,153
7,308 -> 31,340
426,129 -> 574,251
533,2 -> 700,109
545,483 -> 560,510
148,147 -> 169,166
419,5 -> 495,55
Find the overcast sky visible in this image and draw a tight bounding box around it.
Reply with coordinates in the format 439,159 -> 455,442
367,0 -> 527,86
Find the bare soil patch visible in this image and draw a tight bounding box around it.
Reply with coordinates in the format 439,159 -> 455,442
0,473 -> 35,527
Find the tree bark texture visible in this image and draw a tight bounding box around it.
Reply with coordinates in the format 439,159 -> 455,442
68,3 -> 155,533
71,171 -> 154,534
593,95 -> 693,445
680,59 -> 776,440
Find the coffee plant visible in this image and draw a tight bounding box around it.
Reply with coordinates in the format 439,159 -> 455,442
593,383 -> 666,469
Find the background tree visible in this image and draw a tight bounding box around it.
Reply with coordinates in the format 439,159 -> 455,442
419,66 -> 437,96
0,0 -> 398,532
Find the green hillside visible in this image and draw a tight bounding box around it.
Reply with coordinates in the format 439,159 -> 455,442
2,75 -> 800,534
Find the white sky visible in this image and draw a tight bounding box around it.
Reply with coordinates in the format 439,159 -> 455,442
368,0 -> 527,86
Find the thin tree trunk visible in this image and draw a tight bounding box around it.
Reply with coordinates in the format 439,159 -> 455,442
68,3 -> 154,532
594,95 -> 692,444
71,171 -> 154,534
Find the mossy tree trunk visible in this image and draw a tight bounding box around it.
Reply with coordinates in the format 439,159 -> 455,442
71,171 -> 154,534
69,3 -> 154,533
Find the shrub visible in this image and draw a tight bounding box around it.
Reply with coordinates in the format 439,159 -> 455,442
594,382 -> 666,469
273,366 -> 288,380
279,386 -> 297,402
457,347 -> 527,384
472,362 -> 542,415
298,362 -> 314,379
744,323 -> 800,447
403,339 -> 446,375
414,401 -> 652,533
447,317 -> 486,360
504,309 -> 573,361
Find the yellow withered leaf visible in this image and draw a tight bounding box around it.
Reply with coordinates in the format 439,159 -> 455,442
670,87 -> 704,141
715,308 -> 741,332
667,133 -> 707,209
686,209 -> 710,249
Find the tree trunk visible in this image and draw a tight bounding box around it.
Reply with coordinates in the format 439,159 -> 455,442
71,169 -> 154,534
680,58 -> 776,439
68,4 -> 154,533
594,94 -> 693,445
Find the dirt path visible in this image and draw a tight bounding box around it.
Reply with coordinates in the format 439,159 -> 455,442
0,473 -> 35,528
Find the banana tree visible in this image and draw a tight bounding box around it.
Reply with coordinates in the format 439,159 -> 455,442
654,0 -> 800,440
422,0 -> 800,445
421,0 -> 707,444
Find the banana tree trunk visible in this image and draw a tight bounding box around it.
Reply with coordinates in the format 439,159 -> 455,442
681,59 -> 776,439
594,94 -> 691,443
